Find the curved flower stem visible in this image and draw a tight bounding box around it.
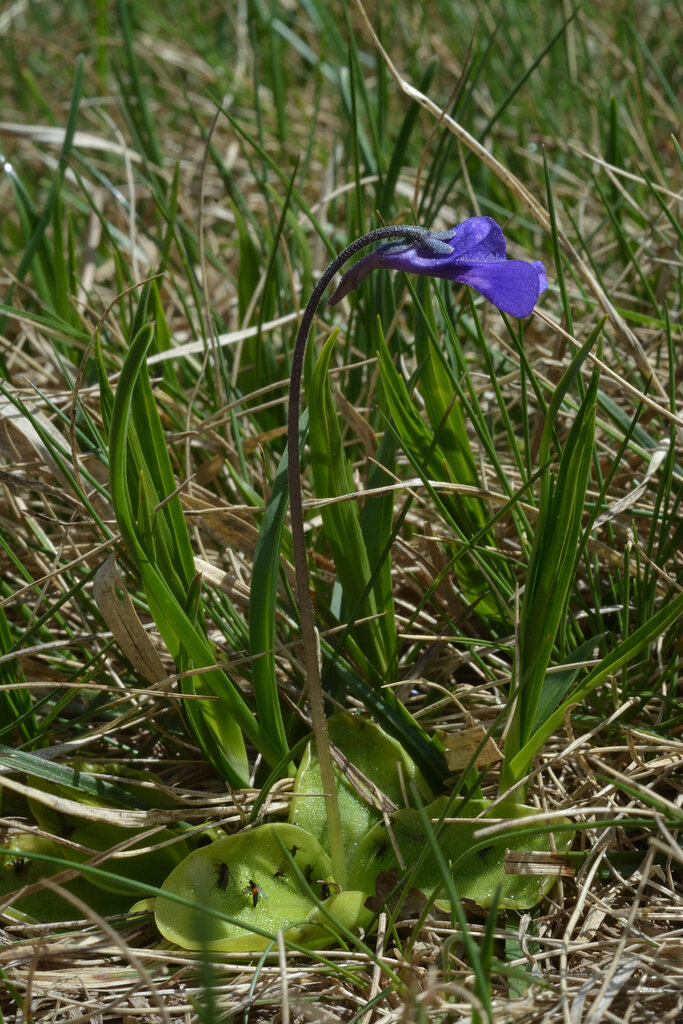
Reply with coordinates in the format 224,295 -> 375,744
287,225 -> 421,886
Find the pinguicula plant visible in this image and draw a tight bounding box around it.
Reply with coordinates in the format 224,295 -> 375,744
118,210 -> 682,952
150,216 -> 564,952
286,216 -> 548,886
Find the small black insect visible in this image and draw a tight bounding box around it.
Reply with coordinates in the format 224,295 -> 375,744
304,863 -> 314,885
241,879 -> 267,908
318,879 -> 341,901
372,841 -> 388,860
274,844 -> 299,879
10,855 -> 27,875
477,845 -> 494,861
214,861 -> 231,892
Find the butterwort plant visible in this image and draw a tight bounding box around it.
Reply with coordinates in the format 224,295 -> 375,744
287,215 -> 547,883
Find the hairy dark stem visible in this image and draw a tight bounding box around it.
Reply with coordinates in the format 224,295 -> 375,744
287,225 -> 422,884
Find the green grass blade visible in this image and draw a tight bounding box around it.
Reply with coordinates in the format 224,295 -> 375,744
114,0 -> 163,168
413,285 -> 486,525
413,796 -> 494,1022
0,606 -> 36,745
107,321 -> 272,784
501,326 -> 602,793
127,299 -> 197,595
506,589 -> 683,786
13,56 -> 84,290
249,422 -> 309,767
377,324 -> 509,627
0,745 -> 149,808
360,428 -> 398,674
308,329 -> 390,679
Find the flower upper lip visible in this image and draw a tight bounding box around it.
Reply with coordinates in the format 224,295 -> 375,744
329,216 -> 547,318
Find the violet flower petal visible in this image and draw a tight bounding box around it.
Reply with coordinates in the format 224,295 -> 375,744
451,260 -> 548,318
436,216 -> 507,261
329,215 -> 547,317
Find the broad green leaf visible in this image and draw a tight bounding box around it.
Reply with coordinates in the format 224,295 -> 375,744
319,648 -> 449,792
31,814 -> 189,896
155,823 -> 371,951
349,796 -> 573,911
26,764 -> 191,895
0,834 -> 131,923
289,713 -> 432,878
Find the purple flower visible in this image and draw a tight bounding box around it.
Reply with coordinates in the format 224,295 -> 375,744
329,216 -> 547,318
